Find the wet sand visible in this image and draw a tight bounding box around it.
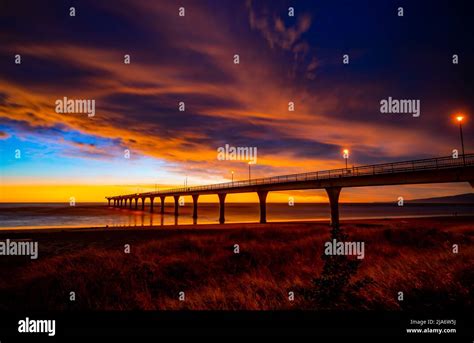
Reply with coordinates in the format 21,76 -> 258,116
0,215 -> 472,234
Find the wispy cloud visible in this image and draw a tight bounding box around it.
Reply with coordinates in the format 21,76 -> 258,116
246,0 -> 311,52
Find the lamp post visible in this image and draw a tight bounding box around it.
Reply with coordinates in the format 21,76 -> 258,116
248,162 -> 251,182
231,171 -> 234,184
343,149 -> 349,170
456,115 -> 465,165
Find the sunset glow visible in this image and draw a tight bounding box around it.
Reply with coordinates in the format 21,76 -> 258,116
0,1 -> 472,203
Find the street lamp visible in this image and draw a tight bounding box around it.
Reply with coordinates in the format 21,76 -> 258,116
231,171 -> 234,183
456,115 -> 465,165
248,162 -> 252,182
343,149 -> 349,169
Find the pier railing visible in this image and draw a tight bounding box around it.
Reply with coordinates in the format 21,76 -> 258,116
126,154 -> 474,197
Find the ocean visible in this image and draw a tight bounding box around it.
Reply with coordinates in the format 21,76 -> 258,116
0,202 -> 472,230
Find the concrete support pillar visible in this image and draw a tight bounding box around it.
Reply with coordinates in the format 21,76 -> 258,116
192,194 -> 199,219
325,187 -> 342,229
134,198 -> 138,210
141,197 -> 145,211
124,198 -> 127,208
257,191 -> 269,224
129,198 -> 132,209
150,197 -> 155,213
218,193 -> 226,224
107,199 -> 111,207
160,196 -> 166,214
120,199 -> 123,207
174,195 -> 180,216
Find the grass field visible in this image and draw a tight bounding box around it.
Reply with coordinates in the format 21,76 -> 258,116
0,217 -> 472,311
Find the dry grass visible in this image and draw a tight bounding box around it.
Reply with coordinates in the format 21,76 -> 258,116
0,218 -> 472,311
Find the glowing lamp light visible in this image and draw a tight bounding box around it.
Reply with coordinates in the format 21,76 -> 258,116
453,113 -> 466,165
342,149 -> 350,169
343,149 -> 350,161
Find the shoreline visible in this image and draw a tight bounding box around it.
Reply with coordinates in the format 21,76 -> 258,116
0,214 -> 472,235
